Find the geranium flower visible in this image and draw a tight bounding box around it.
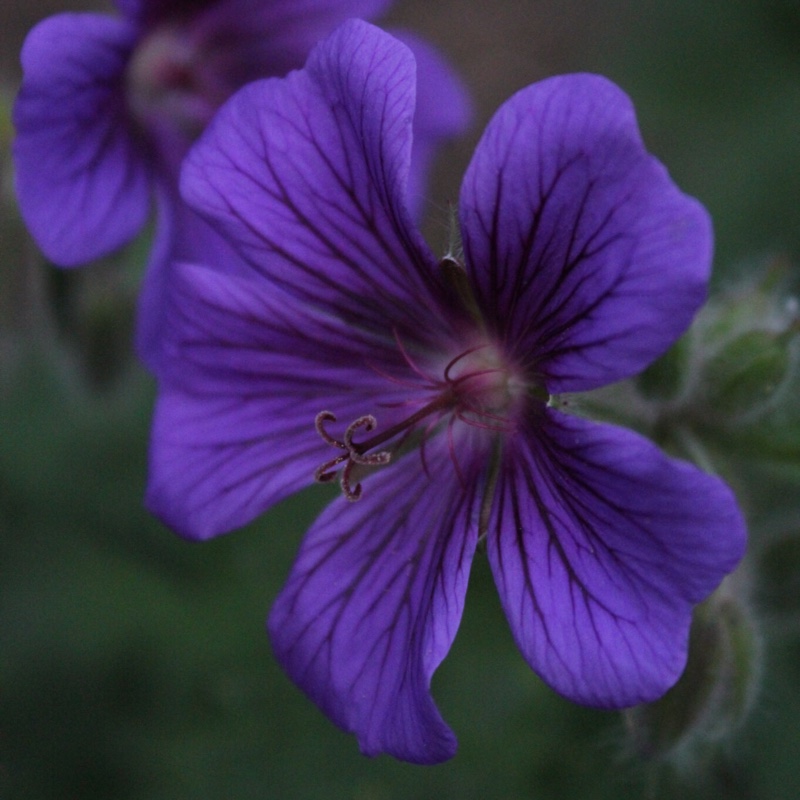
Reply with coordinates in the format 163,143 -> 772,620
12,0 -> 469,364
147,20 -> 746,763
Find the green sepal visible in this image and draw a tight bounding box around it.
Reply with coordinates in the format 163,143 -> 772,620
701,329 -> 792,419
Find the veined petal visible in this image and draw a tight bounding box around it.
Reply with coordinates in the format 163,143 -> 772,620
146,263 -> 421,539
148,387 -> 331,540
268,447 -> 480,763
181,19 -> 448,340
13,14 -> 151,266
459,74 -> 712,392
154,263 -> 427,394
487,410 -> 745,708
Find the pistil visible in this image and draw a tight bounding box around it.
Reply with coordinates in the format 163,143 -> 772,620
314,393 -> 455,501
313,337 -> 531,500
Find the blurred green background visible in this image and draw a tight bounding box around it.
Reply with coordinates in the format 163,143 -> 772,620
1,1 -> 800,797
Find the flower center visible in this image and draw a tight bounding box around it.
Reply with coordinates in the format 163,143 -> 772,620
314,341 -> 528,501
126,24 -> 229,143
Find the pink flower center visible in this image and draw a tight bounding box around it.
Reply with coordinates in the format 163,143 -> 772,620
314,340 -> 530,501
126,24 -> 229,143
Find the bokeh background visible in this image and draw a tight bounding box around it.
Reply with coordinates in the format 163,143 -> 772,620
2,1 -> 800,798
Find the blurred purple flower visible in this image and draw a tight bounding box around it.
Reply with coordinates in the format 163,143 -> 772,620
12,0 -> 469,365
146,21 -> 746,763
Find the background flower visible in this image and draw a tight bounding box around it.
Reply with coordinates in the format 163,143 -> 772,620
11,0 -> 469,364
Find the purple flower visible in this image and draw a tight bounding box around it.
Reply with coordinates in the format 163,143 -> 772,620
12,0 -> 469,365
147,21 -> 746,763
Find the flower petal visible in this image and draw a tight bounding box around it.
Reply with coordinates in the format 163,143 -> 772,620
147,386 -> 329,540
13,14 -> 152,266
487,410 -> 746,707
459,74 -> 713,392
268,449 -> 479,763
181,19 -> 448,340
146,263 -> 423,539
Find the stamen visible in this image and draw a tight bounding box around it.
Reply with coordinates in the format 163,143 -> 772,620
392,328 -> 435,384
443,344 -> 488,383
456,409 -> 513,433
365,328 -> 437,391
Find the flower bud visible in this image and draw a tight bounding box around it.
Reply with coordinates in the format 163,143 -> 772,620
612,261 -> 800,447
694,261 -> 799,418
624,578 -> 760,763
700,328 -> 793,419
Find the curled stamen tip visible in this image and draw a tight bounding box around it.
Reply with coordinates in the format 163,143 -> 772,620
315,410 -> 347,449
350,414 -> 378,433
315,410 -> 337,430
344,484 -> 363,502
344,414 -> 379,447
314,467 -> 337,484
340,461 -> 364,502
314,452 -> 347,484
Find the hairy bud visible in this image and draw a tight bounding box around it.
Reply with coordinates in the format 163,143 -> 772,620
624,577 -> 760,763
